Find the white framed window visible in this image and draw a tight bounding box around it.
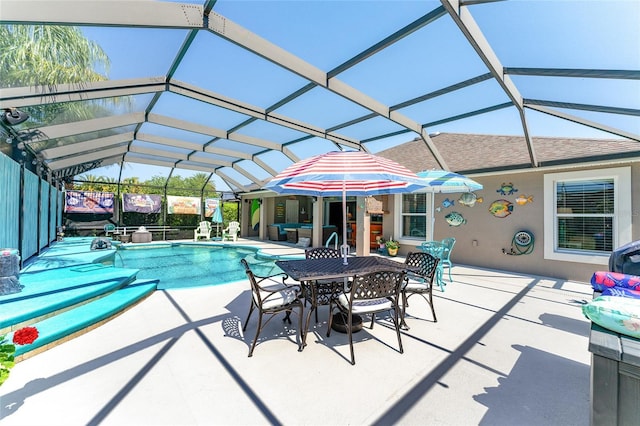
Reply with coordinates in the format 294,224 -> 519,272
397,193 -> 429,241
543,166 -> 631,264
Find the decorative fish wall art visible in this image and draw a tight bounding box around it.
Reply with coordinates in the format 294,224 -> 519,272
497,182 -> 518,195
515,194 -> 534,205
489,199 -> 513,218
445,211 -> 466,226
442,198 -> 455,208
458,192 -> 483,207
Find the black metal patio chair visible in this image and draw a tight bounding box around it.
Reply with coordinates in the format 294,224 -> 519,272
241,258 -> 304,357
304,247 -> 342,324
327,269 -> 406,365
401,252 -> 440,328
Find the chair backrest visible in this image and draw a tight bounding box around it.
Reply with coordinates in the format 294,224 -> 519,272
305,247 -> 340,260
420,241 -> 445,259
350,270 -> 406,301
405,251 -> 439,282
441,237 -> 456,261
198,221 -> 211,231
228,221 -> 240,232
240,258 -> 261,303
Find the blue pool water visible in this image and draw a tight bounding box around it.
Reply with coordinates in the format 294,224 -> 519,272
114,244 -> 284,290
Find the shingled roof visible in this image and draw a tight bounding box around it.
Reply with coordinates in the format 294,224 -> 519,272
377,133 -> 640,174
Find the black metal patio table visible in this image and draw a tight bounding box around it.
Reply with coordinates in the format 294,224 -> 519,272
275,256 -> 412,344
275,255 -> 409,282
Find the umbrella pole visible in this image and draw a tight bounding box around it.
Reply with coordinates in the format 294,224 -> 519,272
431,191 -> 435,240
341,184 -> 349,265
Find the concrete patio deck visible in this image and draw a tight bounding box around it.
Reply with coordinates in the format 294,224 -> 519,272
0,239 -> 593,425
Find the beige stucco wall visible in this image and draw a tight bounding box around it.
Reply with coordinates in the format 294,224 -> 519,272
248,161 -> 637,283
397,161 -> 639,283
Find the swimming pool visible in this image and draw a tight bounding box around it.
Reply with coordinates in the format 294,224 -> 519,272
114,244 -> 284,290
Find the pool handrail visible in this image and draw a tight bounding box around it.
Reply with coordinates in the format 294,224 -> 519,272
325,231 -> 338,250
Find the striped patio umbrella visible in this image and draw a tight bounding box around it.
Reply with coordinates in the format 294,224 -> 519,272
265,151 -> 429,264
416,170 -> 483,193
415,170 -> 483,239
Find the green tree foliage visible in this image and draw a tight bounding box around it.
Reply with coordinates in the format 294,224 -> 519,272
74,175 -> 117,192
223,202 -> 239,224
0,25 -> 112,127
0,25 -> 109,88
74,172 -> 224,228
0,24 -> 132,162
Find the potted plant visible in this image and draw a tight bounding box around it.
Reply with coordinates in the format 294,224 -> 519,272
385,238 -> 399,256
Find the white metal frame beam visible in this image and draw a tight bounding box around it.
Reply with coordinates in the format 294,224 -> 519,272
41,132 -> 133,160
440,0 -> 538,166
207,10 -> 449,169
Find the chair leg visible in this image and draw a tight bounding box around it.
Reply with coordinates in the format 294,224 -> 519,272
436,266 -> 445,292
243,303 -> 254,332
400,291 -> 410,330
369,313 -> 375,329
348,310 -> 355,365
428,290 -> 437,322
297,304 -> 304,352
393,304 -> 403,354
303,303 -> 314,347
248,311 -> 264,357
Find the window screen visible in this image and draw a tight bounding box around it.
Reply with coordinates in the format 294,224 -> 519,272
402,193 -> 427,238
556,179 -> 614,252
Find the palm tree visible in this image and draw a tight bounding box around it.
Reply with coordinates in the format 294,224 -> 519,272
0,25 -> 110,88
0,25 -> 112,126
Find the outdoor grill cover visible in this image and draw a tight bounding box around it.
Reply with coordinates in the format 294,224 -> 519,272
609,240 -> 640,276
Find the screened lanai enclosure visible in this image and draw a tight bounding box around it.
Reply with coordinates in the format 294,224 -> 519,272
0,1 -> 638,262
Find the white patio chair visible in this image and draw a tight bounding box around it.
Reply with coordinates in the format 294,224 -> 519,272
194,221 -> 212,241
223,221 -> 240,242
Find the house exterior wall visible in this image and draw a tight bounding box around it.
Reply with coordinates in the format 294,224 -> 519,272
395,161 -> 639,283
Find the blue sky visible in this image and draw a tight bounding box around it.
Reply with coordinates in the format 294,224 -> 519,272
77,0 -> 640,189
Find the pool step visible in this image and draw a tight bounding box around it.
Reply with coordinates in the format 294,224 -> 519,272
9,279 -> 158,360
0,265 -> 140,333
